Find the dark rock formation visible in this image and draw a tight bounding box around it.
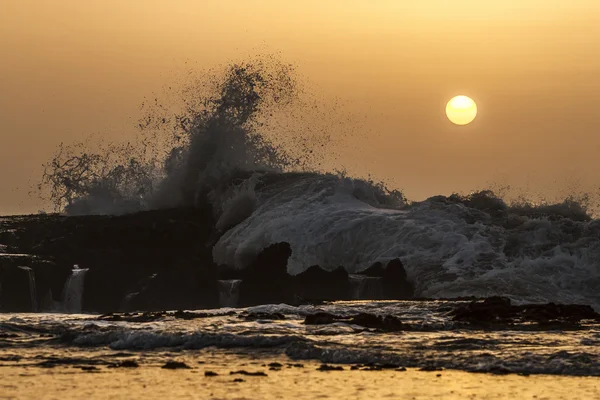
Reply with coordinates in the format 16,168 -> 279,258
357,258 -> 414,299
1,207 -> 218,313
1,208 -> 418,313
317,364 -> 344,371
229,370 -> 268,376
451,297 -> 600,328
0,254 -> 71,312
292,265 -> 350,302
161,361 -> 191,370
237,242 -> 294,306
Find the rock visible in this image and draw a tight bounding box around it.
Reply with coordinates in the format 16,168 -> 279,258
268,362 -> 283,368
0,207 -> 218,313
161,361 -> 191,370
451,297 -> 600,328
350,313 -> 404,332
238,243 -> 293,306
79,366 -> 99,372
204,371 -> 218,377
317,364 -> 344,371
357,259 -> 414,300
292,265 -> 350,302
233,378 -> 245,382
0,255 -> 70,312
241,312 -> 286,321
229,370 -> 268,376
419,366 -> 443,372
304,312 -> 338,325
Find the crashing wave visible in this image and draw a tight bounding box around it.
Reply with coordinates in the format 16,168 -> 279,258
36,57 -> 600,309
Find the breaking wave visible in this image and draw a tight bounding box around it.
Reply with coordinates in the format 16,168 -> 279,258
37,57 -> 600,309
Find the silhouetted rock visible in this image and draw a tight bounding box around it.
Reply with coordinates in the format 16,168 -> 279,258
241,312 -> 286,321
293,265 -> 350,302
451,297 -> 600,328
161,361 -> 191,370
317,364 -> 344,371
350,313 -> 404,332
358,258 -> 414,299
304,312 -> 338,325
230,370 -> 267,376
0,207 -> 218,313
238,242 -> 293,306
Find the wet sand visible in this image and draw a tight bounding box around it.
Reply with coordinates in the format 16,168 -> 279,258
1,351 -> 599,400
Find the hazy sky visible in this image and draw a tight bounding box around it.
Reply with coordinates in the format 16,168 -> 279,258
2,0 -> 600,214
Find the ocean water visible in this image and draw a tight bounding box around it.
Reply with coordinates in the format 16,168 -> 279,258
2,301 -> 599,376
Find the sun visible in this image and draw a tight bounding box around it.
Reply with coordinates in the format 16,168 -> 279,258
446,95 -> 477,125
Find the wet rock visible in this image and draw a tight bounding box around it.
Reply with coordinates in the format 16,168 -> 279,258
304,312 -> 338,325
358,259 -> 414,300
238,243 -> 293,306
161,361 -> 191,370
419,366 -> 443,372
317,364 -> 344,371
350,313 -> 403,332
124,268 -> 219,312
230,370 -> 268,376
241,312 -> 286,321
293,265 -> 350,302
451,297 -> 600,328
0,207 -> 219,313
79,366 -> 99,372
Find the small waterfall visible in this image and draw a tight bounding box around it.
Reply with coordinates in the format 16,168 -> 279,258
218,280 -> 242,308
349,275 -> 383,300
18,266 -> 38,312
61,267 -> 89,313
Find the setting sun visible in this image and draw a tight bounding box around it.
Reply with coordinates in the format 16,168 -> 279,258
446,95 -> 478,125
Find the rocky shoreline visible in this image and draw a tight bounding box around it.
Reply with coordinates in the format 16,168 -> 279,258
0,207 -> 414,313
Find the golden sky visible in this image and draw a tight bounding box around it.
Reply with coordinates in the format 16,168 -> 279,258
1,0 -> 600,214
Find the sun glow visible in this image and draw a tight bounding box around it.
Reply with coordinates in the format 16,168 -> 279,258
446,95 -> 477,125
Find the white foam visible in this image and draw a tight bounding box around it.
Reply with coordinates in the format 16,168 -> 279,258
214,173 -> 600,310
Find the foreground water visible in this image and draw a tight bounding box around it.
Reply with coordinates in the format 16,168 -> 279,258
1,300 -> 599,398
